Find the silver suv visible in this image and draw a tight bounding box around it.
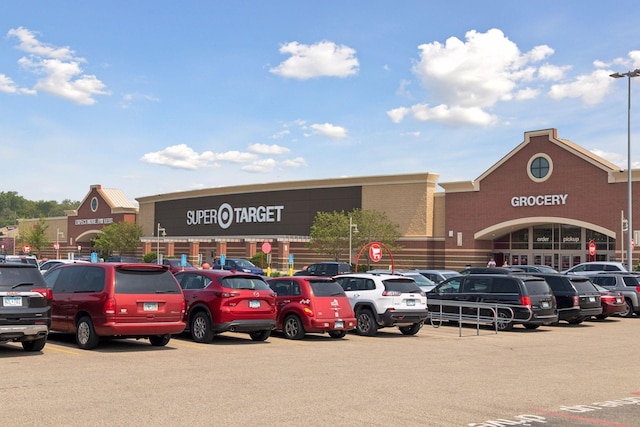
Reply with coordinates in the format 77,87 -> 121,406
584,272 -> 640,317
334,273 -> 428,336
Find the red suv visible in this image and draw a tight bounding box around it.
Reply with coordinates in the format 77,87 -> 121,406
43,263 -> 186,349
174,270 -> 277,342
267,276 -> 356,339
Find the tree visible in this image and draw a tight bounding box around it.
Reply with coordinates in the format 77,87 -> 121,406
92,221 -> 144,256
20,217 -> 49,257
307,209 -> 402,262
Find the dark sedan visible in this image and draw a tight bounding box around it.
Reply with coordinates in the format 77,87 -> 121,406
591,283 -> 626,319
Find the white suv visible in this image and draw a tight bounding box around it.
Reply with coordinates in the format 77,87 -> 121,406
334,273 -> 428,336
562,261 -> 627,275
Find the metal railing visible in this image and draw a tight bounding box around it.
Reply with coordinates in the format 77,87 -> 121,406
428,300 -> 530,337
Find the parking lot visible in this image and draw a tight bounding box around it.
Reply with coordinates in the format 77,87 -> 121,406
2,317 -> 640,426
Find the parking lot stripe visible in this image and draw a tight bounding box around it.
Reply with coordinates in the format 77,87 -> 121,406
44,345 -> 83,356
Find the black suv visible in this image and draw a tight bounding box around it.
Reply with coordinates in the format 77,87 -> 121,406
527,273 -> 602,324
0,263 -> 52,351
294,262 -> 352,276
427,274 -> 558,330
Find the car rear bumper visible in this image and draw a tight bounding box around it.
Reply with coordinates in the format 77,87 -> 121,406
380,309 -> 428,326
308,317 -> 356,332
213,319 -> 276,333
0,324 -> 49,342
94,321 -> 186,337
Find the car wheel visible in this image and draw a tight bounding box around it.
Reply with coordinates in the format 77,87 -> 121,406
76,316 -> 100,350
399,323 -> 422,335
22,336 -> 46,352
191,312 -> 215,343
328,330 -> 346,339
523,323 -> 540,330
283,314 -> 305,340
495,311 -> 513,331
356,309 -> 378,336
249,330 -> 271,341
149,334 -> 171,346
621,299 -> 634,318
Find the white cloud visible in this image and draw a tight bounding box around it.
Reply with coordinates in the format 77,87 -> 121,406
310,123 -> 348,138
281,157 -> 308,168
242,158 -> 277,173
248,143 -> 290,155
5,26 -> 109,105
0,74 -> 19,94
141,145 -> 257,170
389,28 -> 563,126
270,40 -> 359,79
547,69 -> 613,105
119,92 -> 160,109
270,129 -> 290,139
538,64 -> 570,81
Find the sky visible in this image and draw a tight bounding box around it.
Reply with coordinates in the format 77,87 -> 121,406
2,1 -> 640,205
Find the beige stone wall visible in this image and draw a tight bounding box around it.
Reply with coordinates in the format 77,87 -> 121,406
137,201 -> 155,236
433,192 -> 446,238
362,178 -> 437,237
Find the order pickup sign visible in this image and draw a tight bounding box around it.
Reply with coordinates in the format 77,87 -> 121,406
369,244 -> 382,262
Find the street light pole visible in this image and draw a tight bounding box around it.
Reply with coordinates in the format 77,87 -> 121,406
611,69 -> 640,271
156,223 -> 166,265
349,217 -> 359,266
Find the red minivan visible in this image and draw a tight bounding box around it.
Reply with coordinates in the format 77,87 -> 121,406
43,263 -> 186,349
267,276 -> 356,339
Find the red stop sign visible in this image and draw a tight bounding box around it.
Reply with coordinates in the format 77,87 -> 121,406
588,242 -> 596,256
23,245 -> 31,253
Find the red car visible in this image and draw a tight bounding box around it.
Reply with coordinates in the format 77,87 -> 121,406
43,263 -> 186,349
267,276 -> 356,339
174,270 -> 277,342
592,283 -> 626,319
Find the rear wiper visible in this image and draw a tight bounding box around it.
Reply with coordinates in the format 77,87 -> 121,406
11,283 -> 34,289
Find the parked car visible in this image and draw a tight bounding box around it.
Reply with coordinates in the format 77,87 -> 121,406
525,273 -> 602,324
415,269 -> 459,284
105,256 -> 139,263
509,265 -> 558,273
367,269 -> 437,292
0,263 -> 52,351
0,254 -> 39,266
590,282 -> 626,319
459,267 -> 520,275
39,259 -> 89,274
162,258 -> 197,274
213,258 -> 264,275
562,261 -> 627,274
174,269 -> 276,342
43,263 -> 186,349
426,274 -> 558,330
266,276 -> 356,339
584,272 -> 640,317
294,262 -> 352,277
334,273 -> 428,336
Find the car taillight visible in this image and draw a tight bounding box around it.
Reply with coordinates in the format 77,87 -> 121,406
32,288 -> 52,300
572,296 -> 580,307
212,291 -> 240,298
636,286 -> 640,293
303,307 -> 313,317
104,298 -> 116,315
382,290 -> 402,296
520,296 -> 531,307
181,299 -> 186,314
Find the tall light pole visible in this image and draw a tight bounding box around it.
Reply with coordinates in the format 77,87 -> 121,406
610,69 -> 640,271
349,216 -> 359,266
156,223 -> 166,265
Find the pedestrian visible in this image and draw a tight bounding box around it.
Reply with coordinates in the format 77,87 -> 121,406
487,257 -> 496,268
502,260 -> 509,267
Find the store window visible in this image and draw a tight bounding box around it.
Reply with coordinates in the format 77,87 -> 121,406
532,226 -> 553,250
527,153 -> 553,183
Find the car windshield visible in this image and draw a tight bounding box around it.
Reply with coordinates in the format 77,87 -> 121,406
571,279 -> 598,292
309,281 -> 346,297
523,280 -> 552,295
591,283 -> 609,292
383,278 -> 421,293
234,259 -> 256,268
115,268 -> 182,294
221,276 -> 270,290
0,266 -> 44,289
404,274 -> 434,286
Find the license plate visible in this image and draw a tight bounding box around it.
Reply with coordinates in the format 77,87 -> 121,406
249,300 -> 260,308
143,302 -> 158,311
589,296 -> 596,302
335,321 -> 344,329
3,296 -> 22,307
541,301 -> 550,308
616,297 -> 623,303
406,299 -> 415,306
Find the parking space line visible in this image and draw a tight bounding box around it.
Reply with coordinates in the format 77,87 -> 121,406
44,345 -> 83,356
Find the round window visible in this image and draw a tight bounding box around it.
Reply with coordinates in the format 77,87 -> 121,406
527,154 -> 553,182
90,197 -> 99,212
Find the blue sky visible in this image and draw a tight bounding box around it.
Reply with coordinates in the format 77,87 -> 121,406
2,1 -> 640,204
